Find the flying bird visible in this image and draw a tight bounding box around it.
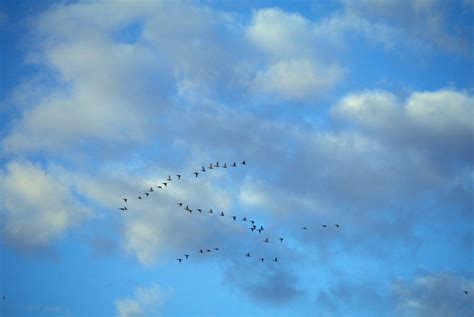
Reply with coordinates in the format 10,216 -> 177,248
162,182 -> 168,187
264,238 -> 269,243
184,254 -> 190,259
250,220 -> 255,224
279,238 -> 284,242
193,172 -> 199,178
246,252 -> 250,257
322,225 -> 327,228
257,228 -> 263,234
157,185 -> 162,189
201,166 -> 206,172
260,258 -> 264,262
223,163 -> 227,168
197,208 -> 202,213
149,187 -> 154,192
144,193 -> 149,196
209,163 -> 213,169
220,211 -> 225,216
232,216 -> 236,220
206,249 -> 211,252
176,174 -> 181,180
215,161 -> 220,167
138,196 -> 142,199
214,248 -> 219,251
242,217 -> 247,221
302,227 -> 307,230
464,290 -> 469,295
241,160 -> 246,165
119,207 -> 126,211
209,209 -> 213,214
123,198 -> 128,203
259,225 -> 264,231
199,249 -> 204,253
167,175 -> 172,181
231,162 -> 237,167
177,258 -> 182,263
250,227 -> 256,232
178,202 -> 183,206
334,224 -> 340,228
273,257 -> 278,262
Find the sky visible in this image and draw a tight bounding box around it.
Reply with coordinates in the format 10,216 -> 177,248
0,0 -> 473,316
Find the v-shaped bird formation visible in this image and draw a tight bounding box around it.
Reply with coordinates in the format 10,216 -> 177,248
118,160 -> 341,264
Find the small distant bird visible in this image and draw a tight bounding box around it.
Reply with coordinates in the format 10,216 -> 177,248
259,225 -> 264,231
209,209 -> 213,214
138,196 -> 142,199
223,163 -> 227,168
201,166 -> 206,172
264,238 -> 269,243
241,160 -> 246,165
242,217 -> 247,221
197,208 -> 202,213
176,174 -> 181,180
188,209 -> 192,214
178,202 -> 183,206
257,228 -> 263,234
220,211 -> 225,216
334,224 -> 340,228
279,238 -> 284,242
124,207 -> 128,211
209,163 -> 213,169
149,187 -> 154,192
177,258 -> 182,263
232,216 -> 236,220
193,172 -> 199,178
464,290 -> 469,295
123,198 -> 128,203
302,227 -> 307,230
119,207 -> 126,211
273,257 -> 278,262
184,254 -> 190,259
259,258 -> 264,262
144,193 -> 149,196
199,249 -> 204,253
206,249 -> 211,252
162,182 -> 168,187
214,248 -> 219,251
322,225 -> 327,228
231,162 -> 237,167
246,252 -> 250,257
250,220 -> 255,224
215,161 -> 220,167
157,185 -> 162,189
250,227 -> 256,232
167,175 -> 172,181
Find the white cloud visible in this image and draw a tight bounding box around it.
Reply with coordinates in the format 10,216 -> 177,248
116,284 -> 171,317
393,273 -> 474,317
0,161 -> 90,248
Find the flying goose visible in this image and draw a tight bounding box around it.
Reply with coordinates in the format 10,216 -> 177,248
201,166 -> 206,172
220,211 -> 225,216
177,258 -> 182,263
214,248 -> 219,251
264,238 -> 269,243
209,163 -> 213,169
184,254 -> 190,259
199,249 -> 204,253
273,257 -> 278,262
322,225 -> 327,228
242,217 -> 247,221
144,193 -> 149,196
162,182 -> 168,187
231,162 -> 237,167
193,172 -> 199,178
232,216 -> 236,220
167,175 -> 172,181
209,209 -> 213,214
176,174 -> 182,180
215,161 -> 220,167
123,198 -> 128,203
223,163 -> 227,168
302,227 -> 307,230
241,160 -> 246,165
279,238 -> 284,243
178,202 -> 183,207
197,208 -> 202,213
334,224 -> 340,228
149,187 -> 154,192
246,252 -> 250,257
138,196 -> 142,199
259,258 -> 264,262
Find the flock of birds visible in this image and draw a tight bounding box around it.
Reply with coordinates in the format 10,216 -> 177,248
118,160 -> 341,265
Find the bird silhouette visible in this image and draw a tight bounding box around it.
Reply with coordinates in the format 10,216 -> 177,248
199,249 -> 204,253
260,258 -> 264,262
162,182 -> 168,187
209,163 -> 213,169
178,202 -> 183,206
334,224 -> 340,228
214,248 -> 219,251
206,249 -> 211,252
322,225 -> 327,228
250,220 -> 255,224
223,163 -> 227,168
123,198 -> 128,203
231,162 -> 237,167
149,187 -> 154,192
241,160 -> 246,165
264,238 -> 269,243
259,225 -> 264,231
464,290 -> 469,295
242,217 -> 247,221
177,258 -> 182,263
246,252 -> 250,257
273,257 -> 278,262
184,254 -> 190,259
176,174 -> 181,180
209,209 -> 213,214
279,238 -> 284,242
302,227 -> 307,230
257,228 -> 263,234
201,166 -> 206,172
215,161 -> 220,167
197,208 -> 202,213
144,193 -> 149,196
119,207 -> 126,211
220,211 -> 225,216
157,185 -> 162,189
232,216 -> 236,220
167,175 -> 172,181
250,227 -> 256,232
193,172 -> 199,178
138,196 -> 142,199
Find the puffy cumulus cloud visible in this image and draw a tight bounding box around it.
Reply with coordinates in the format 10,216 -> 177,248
115,283 -> 172,317
246,8 -> 344,101
333,89 -> 474,169
342,0 -> 474,54
392,273 -> 474,316
253,59 -> 343,101
0,161 -> 90,248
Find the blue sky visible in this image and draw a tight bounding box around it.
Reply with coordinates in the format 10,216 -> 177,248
0,1 -> 473,316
